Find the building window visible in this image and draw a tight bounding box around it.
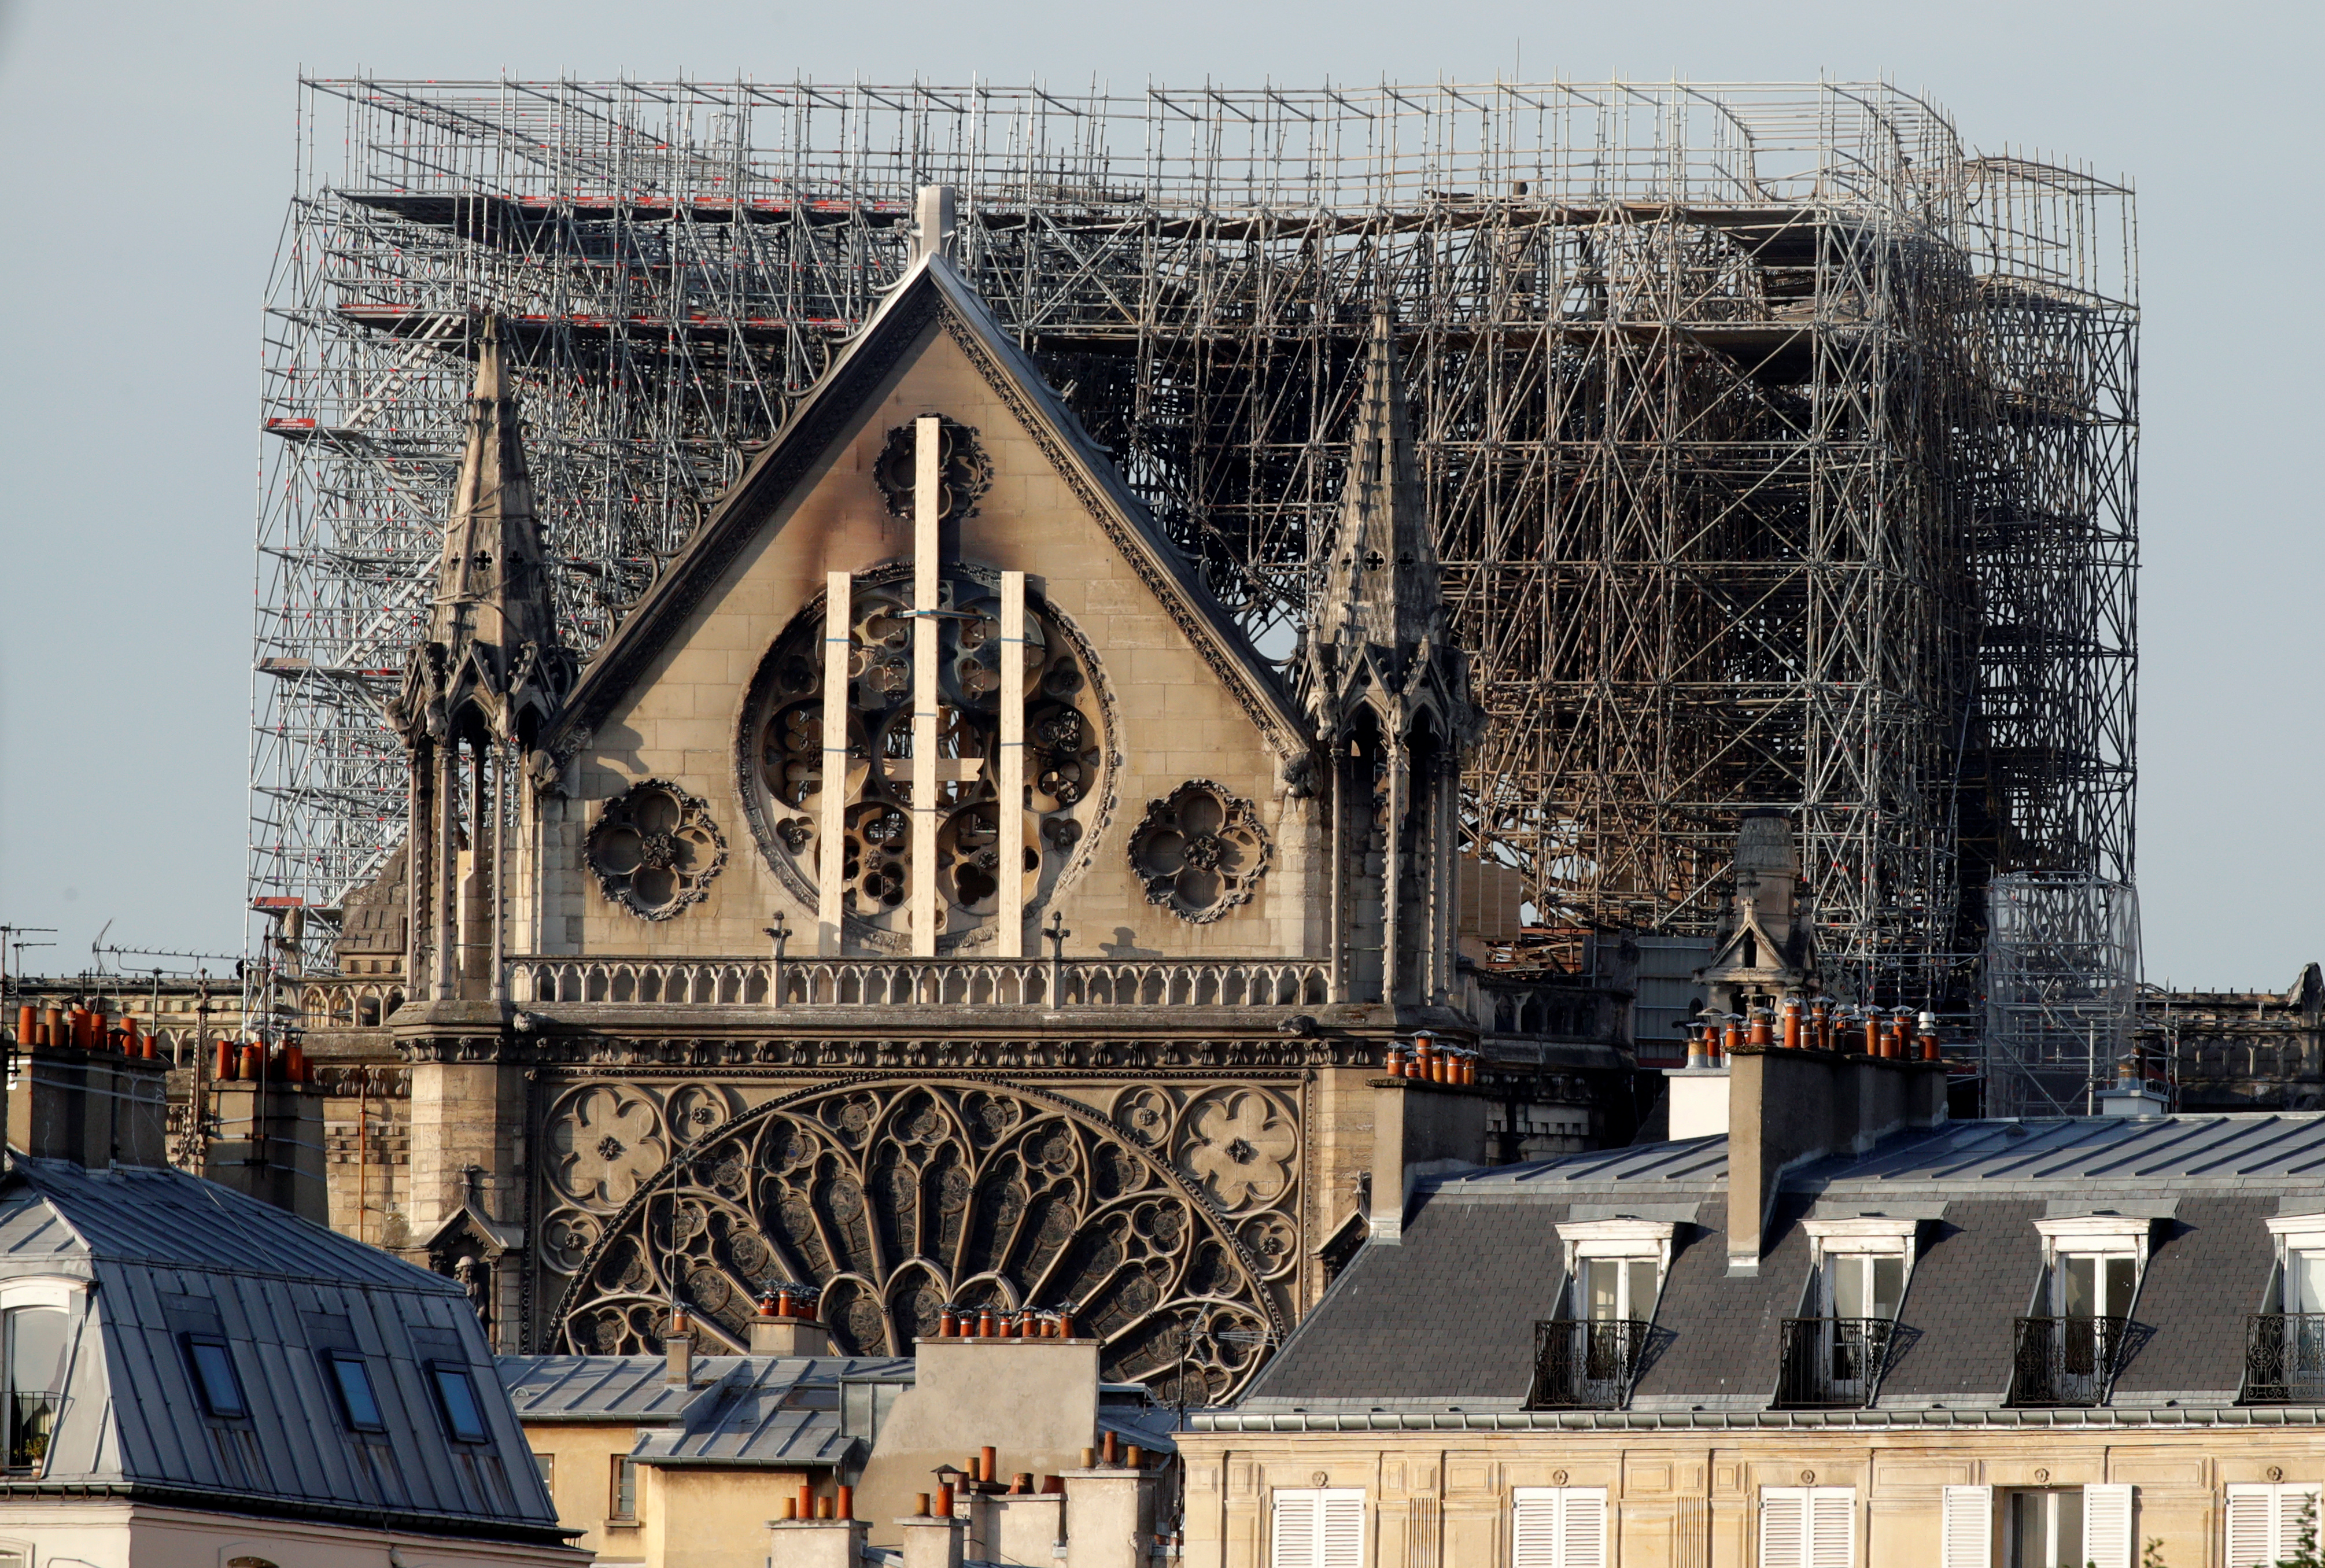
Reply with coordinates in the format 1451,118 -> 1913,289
1529,1218 -> 1673,1411
1757,1486 -> 1853,1568
1512,1486 -> 1605,1568
429,1364 -> 489,1442
3,1308 -> 67,1469
183,1334 -> 246,1420
323,1351 -> 386,1433
610,1454 -> 639,1521
2015,1217 -> 2150,1406
1269,1487 -> 1362,1567
2249,1215 -> 2325,1401
2227,1482 -> 2322,1567
534,1451 -> 555,1490
1784,1219 -> 1917,1408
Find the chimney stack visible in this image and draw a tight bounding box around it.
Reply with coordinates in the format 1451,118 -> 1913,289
666,1311 -> 694,1385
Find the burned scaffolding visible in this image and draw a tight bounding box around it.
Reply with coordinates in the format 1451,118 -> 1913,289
252,79 -> 2136,1006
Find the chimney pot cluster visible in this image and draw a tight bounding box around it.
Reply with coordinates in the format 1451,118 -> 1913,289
1383,1032 -> 1477,1086
932,1304 -> 1076,1339
13,1004 -> 167,1061
1689,997 -> 1943,1063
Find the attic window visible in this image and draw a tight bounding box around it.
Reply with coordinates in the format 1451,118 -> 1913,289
324,1351 -> 386,1433
430,1363 -> 490,1443
185,1336 -> 246,1419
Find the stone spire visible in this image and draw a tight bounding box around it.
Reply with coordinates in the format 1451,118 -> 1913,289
1300,312 -> 1472,744
1310,311 -> 1443,660
391,317 -> 571,747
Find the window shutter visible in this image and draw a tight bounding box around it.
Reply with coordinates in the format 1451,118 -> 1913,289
1940,1485 -> 1992,1568
2227,1485 -> 2276,1567
1319,1489 -> 1364,1568
2082,1484 -> 2134,1568
2289,1486 -> 2325,1563
1807,1488 -> 1855,1568
1559,1488 -> 1608,1568
1760,1488 -> 1808,1568
1512,1488 -> 1559,1568
1272,1489 -> 1319,1568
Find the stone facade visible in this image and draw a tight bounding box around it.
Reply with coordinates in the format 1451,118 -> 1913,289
286,219 -> 1636,1397
1176,1421 -> 2323,1568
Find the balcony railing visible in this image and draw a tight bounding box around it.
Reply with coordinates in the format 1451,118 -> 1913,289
506,955 -> 1331,1012
1526,1319 -> 1649,1410
1777,1317 -> 1895,1408
7,1393 -> 56,1470
2009,1315 -> 2128,1407
2243,1314 -> 2325,1403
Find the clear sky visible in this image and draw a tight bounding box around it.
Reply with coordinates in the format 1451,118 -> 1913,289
0,0 -> 2313,990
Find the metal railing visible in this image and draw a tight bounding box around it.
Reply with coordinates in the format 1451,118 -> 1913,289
1526,1319 -> 1649,1410
2243,1314 -> 2325,1403
1777,1317 -> 1895,1408
507,956 -> 1330,1011
6,1393 -> 56,1470
2009,1315 -> 2128,1407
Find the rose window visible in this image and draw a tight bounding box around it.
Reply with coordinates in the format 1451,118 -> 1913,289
742,568 -> 1108,946
585,781 -> 727,919
1127,780 -> 1271,923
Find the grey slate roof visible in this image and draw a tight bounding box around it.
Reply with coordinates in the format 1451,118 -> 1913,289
0,1156 -> 564,1544
1241,1115 -> 2325,1416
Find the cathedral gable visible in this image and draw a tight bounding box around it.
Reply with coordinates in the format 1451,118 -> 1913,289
536,258 -> 1314,960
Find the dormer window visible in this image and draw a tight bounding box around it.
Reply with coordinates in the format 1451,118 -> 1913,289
2243,1213 -> 2325,1403
2012,1214 -> 2151,1407
1782,1217 -> 1918,1407
1526,1219 -> 1675,1410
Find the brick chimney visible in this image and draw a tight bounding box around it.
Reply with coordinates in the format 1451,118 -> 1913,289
1723,1039 -> 1947,1274
9,1039 -> 169,1168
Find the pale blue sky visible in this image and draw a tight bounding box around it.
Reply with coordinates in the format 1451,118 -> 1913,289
0,0 -> 2314,988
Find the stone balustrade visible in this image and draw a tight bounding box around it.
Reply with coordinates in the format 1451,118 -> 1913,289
506,955 -> 1330,1011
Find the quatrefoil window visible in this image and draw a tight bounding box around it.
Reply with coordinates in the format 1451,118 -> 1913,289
1128,780 -> 1271,923
872,418 -> 992,521
586,780 -> 727,920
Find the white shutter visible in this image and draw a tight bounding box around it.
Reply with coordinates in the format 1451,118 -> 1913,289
1760,1488 -> 1808,1568
2082,1483 -> 2134,1568
1319,1489 -> 1364,1568
1559,1488 -> 1608,1568
1512,1488 -> 1559,1568
2225,1485 -> 2274,1568
1807,1488 -> 1855,1568
2289,1486 -> 2325,1563
1940,1485 -> 1992,1568
1272,1489 -> 1319,1568
2226,1483 -> 2323,1567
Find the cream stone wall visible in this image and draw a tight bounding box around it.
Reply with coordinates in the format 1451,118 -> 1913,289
1179,1426 -> 2325,1567
527,1419 -> 643,1560
0,1500 -> 582,1568
541,319 -> 1315,965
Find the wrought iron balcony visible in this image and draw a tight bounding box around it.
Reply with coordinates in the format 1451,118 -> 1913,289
6,1393 -> 56,1470
1777,1317 -> 1896,1408
2243,1314 -> 2325,1403
2009,1315 -> 2128,1407
1525,1318 -> 1649,1410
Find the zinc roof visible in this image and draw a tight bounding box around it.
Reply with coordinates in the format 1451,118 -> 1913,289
0,1156 -> 564,1544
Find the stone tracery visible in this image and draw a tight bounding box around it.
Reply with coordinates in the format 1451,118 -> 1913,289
548,1080 -> 1281,1402
742,569 -> 1109,948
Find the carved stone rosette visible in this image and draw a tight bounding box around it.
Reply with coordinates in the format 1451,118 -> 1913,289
1127,780 -> 1272,923
585,780 -> 727,920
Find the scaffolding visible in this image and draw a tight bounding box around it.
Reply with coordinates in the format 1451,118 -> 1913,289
252,78 -> 2137,1002
1983,872 -> 2142,1116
